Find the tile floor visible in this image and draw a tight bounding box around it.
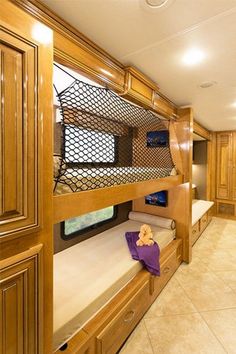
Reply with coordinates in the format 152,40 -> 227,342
119,217 -> 236,354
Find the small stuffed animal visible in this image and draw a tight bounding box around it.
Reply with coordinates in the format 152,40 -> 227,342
136,224 -> 154,246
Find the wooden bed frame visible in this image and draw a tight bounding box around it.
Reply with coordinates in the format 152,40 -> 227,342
54,239 -> 182,354
53,175 -> 183,223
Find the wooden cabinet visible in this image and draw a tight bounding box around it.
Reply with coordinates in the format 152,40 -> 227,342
191,222 -> 200,245
216,132 -> 232,200
123,66 -> 157,109
0,245 -> 43,354
0,1 -> 53,353
0,30 -> 40,238
96,280 -> 150,354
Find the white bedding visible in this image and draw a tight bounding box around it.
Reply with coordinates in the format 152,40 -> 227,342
54,166 -> 173,194
192,199 -> 214,225
53,219 -> 175,350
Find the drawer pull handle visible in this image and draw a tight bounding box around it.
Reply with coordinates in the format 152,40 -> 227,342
163,266 -> 170,274
124,310 -> 136,322
192,229 -> 196,234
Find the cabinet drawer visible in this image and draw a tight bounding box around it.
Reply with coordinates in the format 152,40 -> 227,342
96,280 -> 149,354
200,213 -> 208,232
150,248 -> 179,298
192,221 -> 200,245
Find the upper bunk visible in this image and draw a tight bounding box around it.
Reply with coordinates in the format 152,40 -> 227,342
53,64 -> 184,223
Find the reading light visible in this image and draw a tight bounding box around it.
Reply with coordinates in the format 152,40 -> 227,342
182,48 -> 205,66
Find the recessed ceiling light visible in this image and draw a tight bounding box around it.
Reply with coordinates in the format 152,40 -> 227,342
145,0 -> 175,8
199,81 -> 217,88
182,48 -> 205,66
232,101 -> 236,107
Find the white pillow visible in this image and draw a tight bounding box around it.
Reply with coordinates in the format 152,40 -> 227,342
128,211 -> 175,230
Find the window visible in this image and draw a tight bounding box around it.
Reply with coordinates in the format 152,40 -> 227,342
64,126 -> 116,163
63,206 -> 116,239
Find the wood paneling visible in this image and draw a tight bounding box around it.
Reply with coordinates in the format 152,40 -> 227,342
0,30 -> 38,237
216,132 -> 232,200
0,245 -> 43,354
133,183 -> 191,263
53,175 -> 183,224
193,120 -> 211,140
0,1 -> 54,353
153,92 -> 177,119
96,280 -> 149,354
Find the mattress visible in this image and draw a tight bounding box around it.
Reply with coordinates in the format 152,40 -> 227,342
54,166 -> 174,194
53,219 -> 175,350
192,199 -> 214,225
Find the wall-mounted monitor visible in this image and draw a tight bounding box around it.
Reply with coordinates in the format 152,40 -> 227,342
145,190 -> 168,207
147,130 -> 169,147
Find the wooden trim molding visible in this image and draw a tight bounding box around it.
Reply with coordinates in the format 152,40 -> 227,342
193,120 -> 211,140
11,0 -> 178,115
11,0 -> 122,68
53,175 -> 183,224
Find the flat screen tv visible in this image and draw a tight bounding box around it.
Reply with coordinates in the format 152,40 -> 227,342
147,130 -> 169,147
145,190 -> 168,207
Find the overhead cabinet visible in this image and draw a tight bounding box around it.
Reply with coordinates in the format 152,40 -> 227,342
122,67 -> 177,119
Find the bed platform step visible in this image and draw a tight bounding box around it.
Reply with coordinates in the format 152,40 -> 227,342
53,174 -> 183,223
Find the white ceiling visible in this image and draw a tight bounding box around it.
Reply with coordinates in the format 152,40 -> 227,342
42,0 -> 236,131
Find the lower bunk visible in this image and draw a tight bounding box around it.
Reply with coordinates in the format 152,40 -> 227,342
54,212 -> 183,354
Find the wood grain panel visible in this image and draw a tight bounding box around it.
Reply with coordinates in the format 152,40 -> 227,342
0,245 -> 43,354
0,29 -> 38,237
193,120 -> 211,140
53,175 -> 183,223
0,44 -> 23,219
153,93 -> 177,118
216,133 -> 232,199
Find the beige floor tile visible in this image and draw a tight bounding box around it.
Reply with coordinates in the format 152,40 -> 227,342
119,320 -> 153,354
194,249 -> 236,271
176,271 -> 236,311
201,309 -> 236,354
144,278 -> 197,318
145,313 -> 226,354
175,255 -> 210,275
214,270 -> 236,291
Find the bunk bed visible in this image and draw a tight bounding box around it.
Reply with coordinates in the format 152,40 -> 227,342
53,65 -> 183,223
53,212 -> 182,352
52,66 -> 185,353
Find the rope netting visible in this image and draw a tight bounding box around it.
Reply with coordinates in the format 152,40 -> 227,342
54,66 -> 175,194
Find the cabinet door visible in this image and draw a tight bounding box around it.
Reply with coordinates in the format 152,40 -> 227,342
0,245 -> 43,354
0,30 -> 39,237
0,2 -> 53,239
216,133 -> 232,199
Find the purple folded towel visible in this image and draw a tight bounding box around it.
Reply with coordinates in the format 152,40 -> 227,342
125,231 -> 160,276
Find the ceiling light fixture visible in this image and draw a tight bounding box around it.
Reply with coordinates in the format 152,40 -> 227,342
232,101 -> 236,107
145,0 -> 174,8
182,48 -> 205,66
